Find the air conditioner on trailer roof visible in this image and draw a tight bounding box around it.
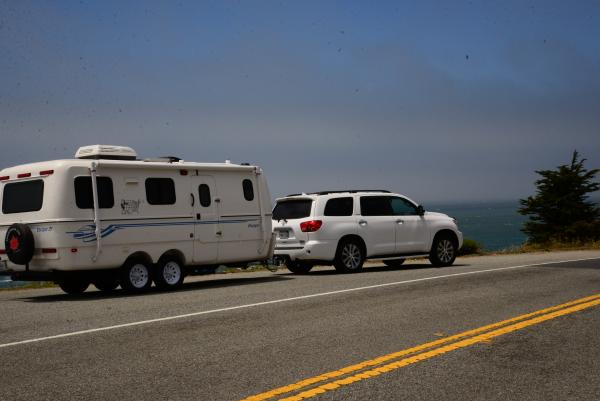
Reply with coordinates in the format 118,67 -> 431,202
75,145 -> 137,161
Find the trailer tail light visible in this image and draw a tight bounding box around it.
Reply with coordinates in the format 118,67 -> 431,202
180,170 -> 188,176
0,176 -> 9,181
42,248 -> 57,254
40,170 -> 54,176
0,249 -> 6,254
17,173 -> 31,178
300,220 -> 323,232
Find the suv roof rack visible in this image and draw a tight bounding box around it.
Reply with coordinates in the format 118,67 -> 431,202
285,190 -> 390,197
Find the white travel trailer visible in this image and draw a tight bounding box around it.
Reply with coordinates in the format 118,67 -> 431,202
0,145 -> 274,294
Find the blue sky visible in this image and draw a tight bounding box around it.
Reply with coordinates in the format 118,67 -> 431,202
1,0 -> 599,202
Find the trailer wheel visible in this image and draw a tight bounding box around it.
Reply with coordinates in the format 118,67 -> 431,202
154,258 -> 184,290
120,259 -> 152,292
58,279 -> 90,295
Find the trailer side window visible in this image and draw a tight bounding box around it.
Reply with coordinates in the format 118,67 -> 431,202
198,184 -> 211,207
242,179 -> 254,201
74,177 -> 114,209
145,178 -> 176,205
2,180 -> 44,214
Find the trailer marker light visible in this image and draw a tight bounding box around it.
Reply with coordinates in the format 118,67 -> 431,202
70,248 -> 78,253
17,173 -> 31,178
42,248 -> 57,254
180,170 -> 188,176
0,176 -> 9,181
40,170 -> 54,176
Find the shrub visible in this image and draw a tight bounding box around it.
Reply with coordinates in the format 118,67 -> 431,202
458,238 -> 482,256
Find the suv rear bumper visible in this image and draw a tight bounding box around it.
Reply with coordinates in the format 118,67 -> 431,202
274,239 -> 336,262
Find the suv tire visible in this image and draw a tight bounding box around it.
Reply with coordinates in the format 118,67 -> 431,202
286,261 -> 313,274
429,234 -> 457,267
334,239 -> 365,273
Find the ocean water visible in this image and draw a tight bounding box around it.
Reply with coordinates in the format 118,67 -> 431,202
427,200 -> 527,251
0,201 -> 527,288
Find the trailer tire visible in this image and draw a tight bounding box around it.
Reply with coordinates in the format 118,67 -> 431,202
5,223 -> 35,265
120,259 -> 152,292
58,279 -> 90,295
154,258 -> 184,290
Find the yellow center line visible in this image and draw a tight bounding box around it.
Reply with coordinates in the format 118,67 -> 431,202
240,293 -> 600,401
278,297 -> 600,401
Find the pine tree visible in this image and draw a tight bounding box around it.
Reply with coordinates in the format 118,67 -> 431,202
519,151 -> 600,243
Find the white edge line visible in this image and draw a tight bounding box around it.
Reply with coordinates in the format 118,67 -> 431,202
1,256 -> 599,349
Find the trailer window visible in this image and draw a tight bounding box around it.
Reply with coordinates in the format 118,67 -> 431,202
145,178 -> 176,205
242,179 -> 254,201
2,180 -> 44,214
74,177 -> 114,209
198,184 -> 211,207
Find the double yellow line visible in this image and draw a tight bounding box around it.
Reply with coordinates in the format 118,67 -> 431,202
241,293 -> 600,401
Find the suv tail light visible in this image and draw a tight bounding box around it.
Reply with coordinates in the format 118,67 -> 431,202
300,220 -> 322,232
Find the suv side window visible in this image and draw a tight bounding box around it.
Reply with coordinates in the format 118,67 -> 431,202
360,196 -> 392,216
324,197 -> 353,216
391,197 -> 418,216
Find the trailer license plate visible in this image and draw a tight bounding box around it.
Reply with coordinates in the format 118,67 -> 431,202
278,231 -> 289,239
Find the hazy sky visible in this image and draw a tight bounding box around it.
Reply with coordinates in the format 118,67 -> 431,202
1,1 -> 599,203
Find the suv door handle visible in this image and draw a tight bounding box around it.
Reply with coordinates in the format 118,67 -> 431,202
396,219 -> 404,224
359,220 -> 368,226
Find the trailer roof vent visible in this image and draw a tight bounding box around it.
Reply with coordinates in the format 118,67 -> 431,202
75,145 -> 137,161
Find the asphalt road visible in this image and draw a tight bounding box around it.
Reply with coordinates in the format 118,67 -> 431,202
1,250 -> 599,401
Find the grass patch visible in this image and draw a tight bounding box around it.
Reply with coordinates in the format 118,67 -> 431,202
0,281 -> 56,291
492,240 -> 600,255
458,238 -> 483,256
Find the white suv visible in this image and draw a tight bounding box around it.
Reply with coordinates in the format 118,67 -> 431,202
272,190 -> 463,273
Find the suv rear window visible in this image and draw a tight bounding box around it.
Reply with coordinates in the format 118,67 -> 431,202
324,197 -> 353,216
2,180 -> 44,214
273,199 -> 312,220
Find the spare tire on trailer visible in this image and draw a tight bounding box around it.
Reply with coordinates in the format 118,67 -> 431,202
5,223 -> 35,265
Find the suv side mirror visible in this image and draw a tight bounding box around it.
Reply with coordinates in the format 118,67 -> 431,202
416,205 -> 425,216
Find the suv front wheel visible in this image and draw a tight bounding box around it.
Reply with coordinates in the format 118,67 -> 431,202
334,239 -> 365,273
429,234 -> 457,267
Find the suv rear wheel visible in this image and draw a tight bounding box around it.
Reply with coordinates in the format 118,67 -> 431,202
429,234 -> 457,267
286,261 -> 313,274
334,239 -> 365,273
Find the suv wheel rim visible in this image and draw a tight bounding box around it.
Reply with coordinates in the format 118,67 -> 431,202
129,264 -> 149,288
437,239 -> 454,263
342,243 -> 361,270
163,261 -> 182,285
